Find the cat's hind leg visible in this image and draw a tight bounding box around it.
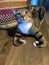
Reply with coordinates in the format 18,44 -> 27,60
13,33 -> 26,46
29,26 -> 47,48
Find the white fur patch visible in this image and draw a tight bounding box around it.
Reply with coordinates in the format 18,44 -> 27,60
33,41 -> 39,47
19,39 -> 26,45
33,43 -> 37,47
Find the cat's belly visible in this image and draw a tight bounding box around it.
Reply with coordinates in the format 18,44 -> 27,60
18,22 -> 32,34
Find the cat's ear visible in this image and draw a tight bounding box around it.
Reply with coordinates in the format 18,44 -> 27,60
38,7 -> 46,20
